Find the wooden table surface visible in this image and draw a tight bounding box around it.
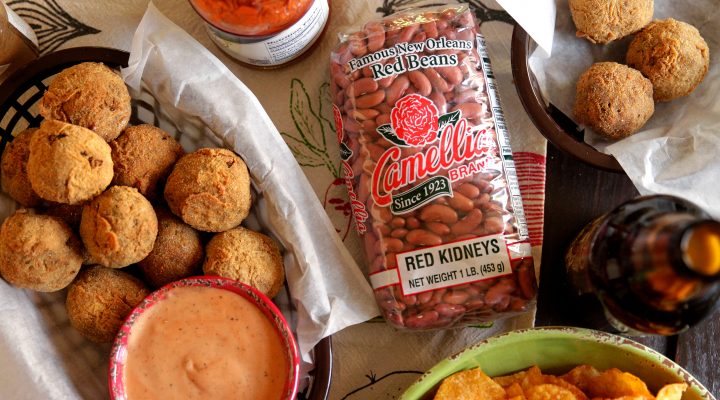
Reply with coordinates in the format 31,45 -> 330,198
536,144 -> 720,397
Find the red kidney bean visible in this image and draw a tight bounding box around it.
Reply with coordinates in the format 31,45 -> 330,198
356,90 -> 385,108
447,192 -> 474,212
349,32 -> 367,56
457,183 -> 481,199
348,78 -> 378,98
386,75 -> 410,105
408,71 -> 432,96
485,279 -> 516,306
404,310 -> 439,329
399,25 -> 419,43
424,68 -> 449,93
406,229 -> 443,246
419,204 -> 458,224
422,21 -> 438,39
364,22 -> 386,52
411,32 -> 426,43
429,90 -> 447,113
426,222 -> 450,236
442,290 -> 469,305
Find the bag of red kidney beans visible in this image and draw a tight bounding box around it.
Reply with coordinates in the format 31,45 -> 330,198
330,4 -> 537,330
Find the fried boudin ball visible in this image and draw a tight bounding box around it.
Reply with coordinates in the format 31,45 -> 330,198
0,209 -> 82,291
80,186 -> 158,268
110,124 -> 185,200
203,227 -> 284,298
27,120 -> 113,205
627,18 -> 710,102
66,266 -> 149,343
569,0 -> 653,43
164,148 -> 251,232
138,207 -> 204,288
0,128 -> 42,207
574,62 -> 654,140
39,62 -> 131,142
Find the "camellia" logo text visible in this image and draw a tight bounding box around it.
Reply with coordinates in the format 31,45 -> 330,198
370,94 -> 496,214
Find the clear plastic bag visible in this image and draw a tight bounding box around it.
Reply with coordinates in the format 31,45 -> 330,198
330,4 -> 537,330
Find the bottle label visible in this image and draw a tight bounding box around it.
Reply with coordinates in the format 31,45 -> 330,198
206,0 -> 329,66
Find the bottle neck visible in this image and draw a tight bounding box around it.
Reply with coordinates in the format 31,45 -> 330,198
628,213 -> 720,305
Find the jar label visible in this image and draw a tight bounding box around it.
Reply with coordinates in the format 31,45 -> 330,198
207,0 -> 329,66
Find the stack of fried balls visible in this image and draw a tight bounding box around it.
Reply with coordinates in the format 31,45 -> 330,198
0,62 -> 285,343
569,0 -> 710,140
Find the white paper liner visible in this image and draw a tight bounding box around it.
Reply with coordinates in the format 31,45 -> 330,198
529,0 -> 720,217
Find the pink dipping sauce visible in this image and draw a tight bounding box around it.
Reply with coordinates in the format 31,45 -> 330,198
123,285 -> 289,400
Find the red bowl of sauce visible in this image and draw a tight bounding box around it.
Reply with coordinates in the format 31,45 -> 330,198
108,277 -> 300,400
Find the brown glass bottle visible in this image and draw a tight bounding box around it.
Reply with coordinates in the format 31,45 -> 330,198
566,195 -> 720,335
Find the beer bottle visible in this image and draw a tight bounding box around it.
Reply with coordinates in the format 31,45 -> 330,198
566,195 -> 720,335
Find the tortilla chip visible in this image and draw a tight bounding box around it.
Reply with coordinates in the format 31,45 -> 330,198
543,374 -> 589,400
561,365 -> 602,392
525,383 -> 579,400
434,367 -> 506,400
519,366 -> 545,389
586,368 -> 654,399
656,383 -> 688,400
494,370 -> 529,388
505,382 -> 525,398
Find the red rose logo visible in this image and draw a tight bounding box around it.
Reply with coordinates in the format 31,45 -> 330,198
333,104 -> 344,143
391,94 -> 439,147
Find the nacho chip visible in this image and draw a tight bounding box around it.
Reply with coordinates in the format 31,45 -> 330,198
562,365 -> 602,391
543,374 -> 589,400
586,368 -> 654,399
494,370 -> 529,388
520,365 -> 546,389
656,383 -> 688,400
525,383 -> 579,400
434,367 -> 506,400
505,382 -> 525,398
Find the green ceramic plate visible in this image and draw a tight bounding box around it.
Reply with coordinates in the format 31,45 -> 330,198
400,327 -> 715,400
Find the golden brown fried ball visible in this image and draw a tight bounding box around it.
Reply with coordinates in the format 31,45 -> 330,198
0,209 -> 83,291
80,186 -> 158,268
203,227 -> 284,298
627,18 -> 710,102
39,62 -> 131,142
66,266 -> 149,343
27,120 -> 113,205
569,0 -> 653,43
1,128 -> 42,207
110,124 -> 185,200
138,207 -> 204,288
164,148 -> 251,232
574,62 -> 654,140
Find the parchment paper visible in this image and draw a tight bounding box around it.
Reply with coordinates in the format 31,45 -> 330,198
122,2 -> 380,364
530,0 -> 720,218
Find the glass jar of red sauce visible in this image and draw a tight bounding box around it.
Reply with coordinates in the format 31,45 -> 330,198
189,0 -> 329,68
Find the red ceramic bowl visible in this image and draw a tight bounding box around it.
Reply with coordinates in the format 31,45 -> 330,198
108,276 -> 300,400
